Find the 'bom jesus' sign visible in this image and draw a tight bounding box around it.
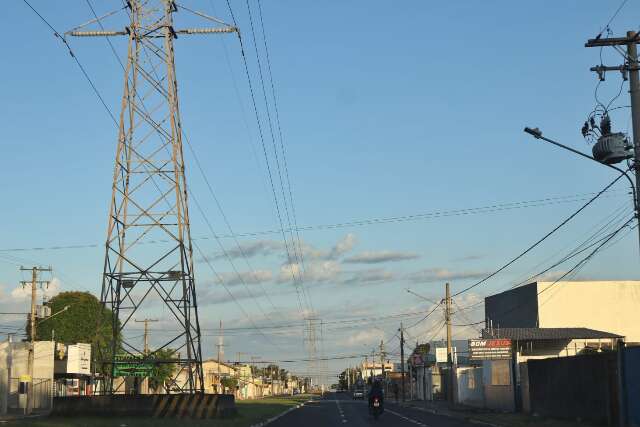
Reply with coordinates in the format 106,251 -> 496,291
468,339 -> 512,360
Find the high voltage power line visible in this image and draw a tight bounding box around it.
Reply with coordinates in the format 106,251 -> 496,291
453,197 -> 637,316
451,170 -> 631,298
224,0 -> 309,319
0,190 -> 624,253
453,215 -> 637,327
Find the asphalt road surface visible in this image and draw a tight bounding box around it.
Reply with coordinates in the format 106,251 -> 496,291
268,392 -> 479,427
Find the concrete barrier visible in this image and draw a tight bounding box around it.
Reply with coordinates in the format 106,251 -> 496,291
51,394 -> 236,419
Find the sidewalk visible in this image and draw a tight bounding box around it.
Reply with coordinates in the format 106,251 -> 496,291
395,399 -> 598,427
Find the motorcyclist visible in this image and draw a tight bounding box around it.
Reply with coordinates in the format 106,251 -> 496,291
368,379 -> 384,411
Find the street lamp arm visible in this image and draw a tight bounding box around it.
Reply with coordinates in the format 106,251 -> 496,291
405,289 -> 441,305
523,127 -> 638,215
37,305 -> 70,324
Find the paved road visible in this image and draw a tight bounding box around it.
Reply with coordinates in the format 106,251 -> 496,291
269,392 -> 479,427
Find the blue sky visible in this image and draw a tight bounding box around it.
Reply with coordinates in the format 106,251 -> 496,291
1,1 -> 639,380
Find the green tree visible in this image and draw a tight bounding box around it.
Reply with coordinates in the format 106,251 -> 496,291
33,291 -> 120,373
221,376 -> 237,390
147,348 -> 178,392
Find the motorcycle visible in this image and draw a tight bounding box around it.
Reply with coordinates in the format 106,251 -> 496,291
370,396 -> 383,420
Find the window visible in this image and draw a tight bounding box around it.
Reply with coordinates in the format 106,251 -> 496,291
490,360 -> 511,386
467,372 -> 476,389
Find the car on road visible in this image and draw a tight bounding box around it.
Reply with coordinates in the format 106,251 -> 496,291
352,388 -> 365,399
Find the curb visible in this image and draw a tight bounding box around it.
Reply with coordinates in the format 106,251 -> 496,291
249,399 -> 313,427
398,402 -> 501,427
466,418 -> 501,427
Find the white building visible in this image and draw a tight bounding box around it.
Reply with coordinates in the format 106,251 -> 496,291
0,339 -> 55,414
361,361 -> 394,381
485,280 -> 640,343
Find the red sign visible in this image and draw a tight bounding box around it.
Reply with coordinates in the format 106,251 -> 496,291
469,339 -> 512,360
410,353 -> 424,366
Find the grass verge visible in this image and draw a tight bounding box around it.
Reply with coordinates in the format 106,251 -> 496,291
1,395 -> 313,427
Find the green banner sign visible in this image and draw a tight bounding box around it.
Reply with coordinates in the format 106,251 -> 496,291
113,355 -> 154,377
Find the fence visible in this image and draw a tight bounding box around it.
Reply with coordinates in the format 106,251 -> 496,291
7,378 -> 52,413
621,345 -> 640,427
527,352 -> 619,425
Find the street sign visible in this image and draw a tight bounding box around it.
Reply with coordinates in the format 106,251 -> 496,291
67,343 -> 91,375
469,339 -> 512,360
409,353 -> 424,366
113,355 -> 154,377
435,347 -> 458,364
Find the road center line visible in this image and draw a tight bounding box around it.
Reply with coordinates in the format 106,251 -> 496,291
336,399 -> 347,423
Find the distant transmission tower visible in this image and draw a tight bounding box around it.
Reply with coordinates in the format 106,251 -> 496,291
69,0 -> 237,393
304,318 -> 320,388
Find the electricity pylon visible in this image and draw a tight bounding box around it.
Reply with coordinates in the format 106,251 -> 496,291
69,0 -> 237,393
304,318 -> 320,388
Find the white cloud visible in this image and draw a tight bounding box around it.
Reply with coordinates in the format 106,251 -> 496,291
406,268 -> 490,284
451,254 -> 484,262
214,270 -> 273,286
341,329 -> 385,347
294,233 -> 357,262
342,269 -> 394,285
344,251 -> 419,264
330,233 -> 357,258
204,240 -> 283,262
10,277 -> 61,301
278,261 -> 341,284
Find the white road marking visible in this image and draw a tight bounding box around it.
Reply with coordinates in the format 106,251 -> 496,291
386,408 -> 429,427
336,399 -> 348,423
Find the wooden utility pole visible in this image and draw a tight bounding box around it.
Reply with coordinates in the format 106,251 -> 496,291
400,323 -> 406,402
134,319 -> 158,354
445,282 -> 453,402
19,266 -> 51,415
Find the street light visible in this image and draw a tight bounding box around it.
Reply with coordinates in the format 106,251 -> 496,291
523,127 -> 639,253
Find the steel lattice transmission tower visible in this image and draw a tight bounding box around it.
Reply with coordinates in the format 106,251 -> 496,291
69,0 -> 237,393
304,318 -> 320,389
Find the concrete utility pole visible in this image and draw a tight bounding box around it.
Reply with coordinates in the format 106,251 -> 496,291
445,282 -> 453,402
134,319 -> 158,354
216,320 -> 225,393
379,340 -> 386,395
400,323 -> 405,402
19,266 -> 51,415
586,31 -> 640,246
370,349 -> 375,381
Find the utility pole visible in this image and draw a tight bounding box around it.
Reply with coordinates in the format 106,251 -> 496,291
379,340 -> 385,394
400,322 -> 406,402
370,349 -> 375,382
19,266 -> 51,415
134,319 -> 158,354
586,31 -> 640,245
445,282 -> 453,402
216,320 -> 225,393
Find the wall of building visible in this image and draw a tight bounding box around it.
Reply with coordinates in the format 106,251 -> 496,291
537,281 -> 640,343
0,341 -> 9,414
455,367 -> 484,408
485,283 -> 538,328
0,341 -> 54,411
482,360 -> 514,412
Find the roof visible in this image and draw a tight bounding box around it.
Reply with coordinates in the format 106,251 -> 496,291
481,327 -> 622,341
202,358 -> 236,369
